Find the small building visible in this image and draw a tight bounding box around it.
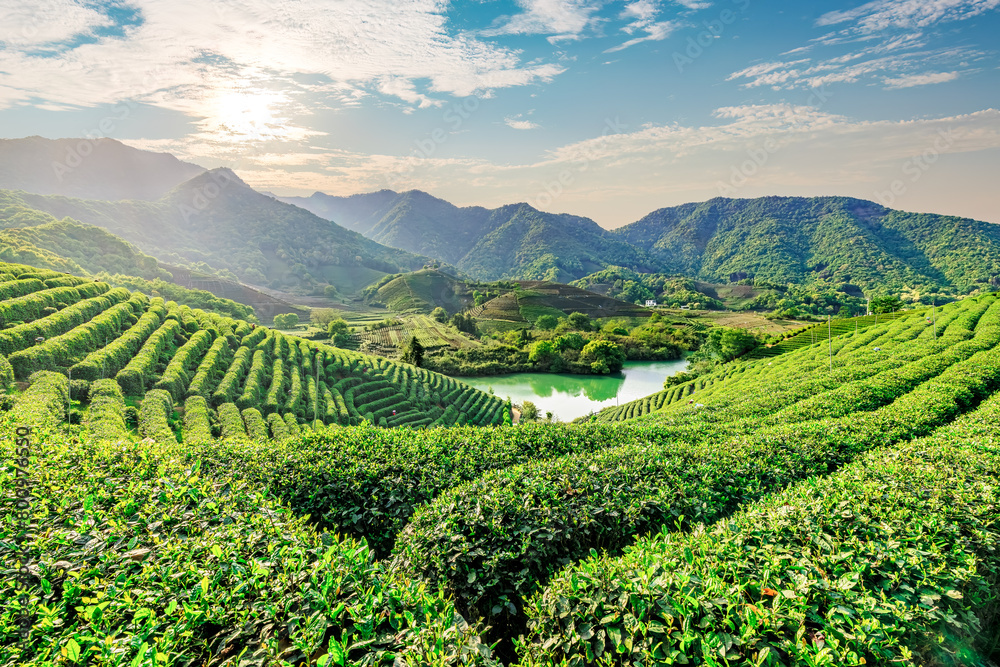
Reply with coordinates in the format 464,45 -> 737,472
645,300 -> 658,308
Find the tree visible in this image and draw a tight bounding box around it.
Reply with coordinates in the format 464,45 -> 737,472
554,332 -> 585,351
700,327 -> 759,362
401,335 -> 425,367
431,307 -> 448,323
620,280 -> 654,305
520,400 -> 539,421
870,295 -> 903,314
535,314 -> 558,330
451,313 -> 478,335
327,318 -> 351,347
601,319 -> 629,336
310,308 -> 340,327
529,340 -> 559,367
568,312 -> 592,331
273,313 -> 299,329
580,339 -> 625,372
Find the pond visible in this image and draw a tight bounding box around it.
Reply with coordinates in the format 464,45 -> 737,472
460,358 -> 690,422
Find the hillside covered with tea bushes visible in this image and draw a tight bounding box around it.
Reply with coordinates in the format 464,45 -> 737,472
2,274 -> 999,666
0,261 -> 508,436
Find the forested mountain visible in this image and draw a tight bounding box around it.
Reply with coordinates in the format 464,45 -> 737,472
3,139 -> 998,297
281,189 -> 662,282
9,170 -> 430,294
0,136 -> 204,200
613,196 -> 1000,294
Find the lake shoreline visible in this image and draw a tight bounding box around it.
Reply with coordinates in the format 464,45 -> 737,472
460,359 -> 690,422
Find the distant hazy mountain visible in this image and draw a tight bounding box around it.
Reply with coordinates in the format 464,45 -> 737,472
281,190 -> 404,235
10,169 -> 430,293
0,136 -> 205,200
279,189 -> 662,282
613,196 -> 1000,294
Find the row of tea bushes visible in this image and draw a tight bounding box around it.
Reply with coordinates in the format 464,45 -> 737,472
0,427 -> 498,666
520,391 -> 1000,666
387,338 -> 1000,651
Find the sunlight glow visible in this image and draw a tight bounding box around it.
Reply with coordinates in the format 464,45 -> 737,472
206,88 -> 290,143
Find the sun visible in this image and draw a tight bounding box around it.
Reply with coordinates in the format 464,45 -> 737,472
209,88 -> 288,143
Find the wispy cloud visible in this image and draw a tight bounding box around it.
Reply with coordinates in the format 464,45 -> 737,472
620,0 -> 658,21
605,20 -> 681,52
483,0 -> 602,41
157,106 -> 1000,218
0,0 -> 113,48
884,70 -> 961,88
505,116 -> 541,130
728,0 -> 998,91
671,0 -> 713,9
0,0 -> 566,123
817,0 -> 1000,33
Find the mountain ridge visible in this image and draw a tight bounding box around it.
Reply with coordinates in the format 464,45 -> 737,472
279,189 -> 662,282
0,136 -> 205,201
6,168 -> 431,294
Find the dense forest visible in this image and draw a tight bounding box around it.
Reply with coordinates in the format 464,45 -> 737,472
614,196 -> 1000,295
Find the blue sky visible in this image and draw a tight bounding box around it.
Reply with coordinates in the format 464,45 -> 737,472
0,0 -> 998,226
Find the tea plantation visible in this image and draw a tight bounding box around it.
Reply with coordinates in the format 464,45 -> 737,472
2,260 -> 999,666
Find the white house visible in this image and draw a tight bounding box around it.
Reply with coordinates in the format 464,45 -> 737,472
644,299 -> 658,308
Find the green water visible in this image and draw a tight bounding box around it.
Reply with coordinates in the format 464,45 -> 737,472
461,359 -> 690,422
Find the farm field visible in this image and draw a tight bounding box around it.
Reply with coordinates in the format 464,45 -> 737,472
0,262 -> 508,439
475,281 -> 652,326
3,263 -> 1000,667
658,308 -> 814,336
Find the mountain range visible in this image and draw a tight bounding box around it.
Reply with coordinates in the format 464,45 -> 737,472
615,196 -> 1000,294
4,169 -> 428,294
288,190 -> 1000,295
281,189 -> 660,282
0,136 -> 998,301
0,136 -> 204,200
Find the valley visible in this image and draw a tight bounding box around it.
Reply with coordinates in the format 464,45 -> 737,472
1,137 -> 999,667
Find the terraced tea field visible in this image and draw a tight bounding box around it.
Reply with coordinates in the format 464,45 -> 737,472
3,262 -> 999,667
0,262 -> 508,438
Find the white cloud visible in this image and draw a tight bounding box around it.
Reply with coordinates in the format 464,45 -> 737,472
505,117 -> 541,130
605,20 -> 681,52
728,0 -> 997,92
186,107 -> 1000,229
817,0 -> 1000,33
620,0 -> 658,20
484,0 -> 602,39
0,0 -> 113,48
883,70 -> 960,88
671,0 -> 712,9
729,43 -> 983,90
0,0 -> 566,122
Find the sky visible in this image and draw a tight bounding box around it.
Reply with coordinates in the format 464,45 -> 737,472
0,0 -> 998,227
